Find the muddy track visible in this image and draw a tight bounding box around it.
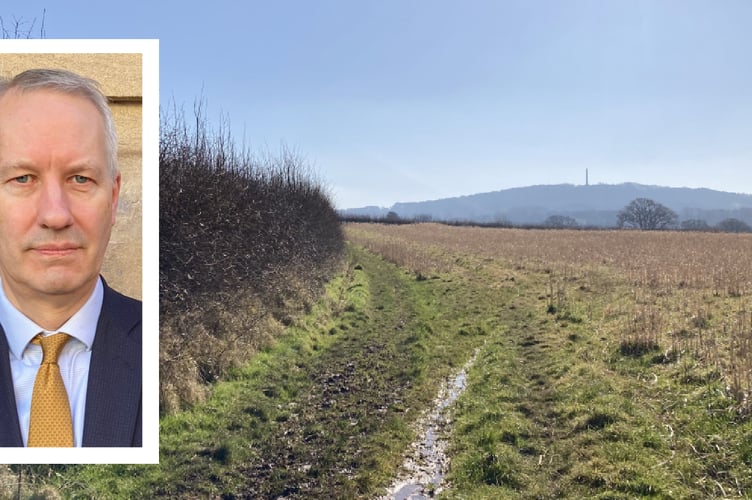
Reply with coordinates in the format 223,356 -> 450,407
238,249 -> 434,498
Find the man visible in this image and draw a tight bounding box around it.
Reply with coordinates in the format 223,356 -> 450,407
0,68 -> 141,447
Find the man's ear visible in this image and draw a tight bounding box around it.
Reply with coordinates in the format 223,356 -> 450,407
111,173 -> 122,225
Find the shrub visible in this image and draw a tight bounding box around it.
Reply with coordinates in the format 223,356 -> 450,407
716,218 -> 752,233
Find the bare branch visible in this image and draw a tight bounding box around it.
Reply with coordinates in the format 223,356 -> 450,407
0,12 -> 46,39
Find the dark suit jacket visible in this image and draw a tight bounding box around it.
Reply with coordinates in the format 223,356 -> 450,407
0,281 -> 142,447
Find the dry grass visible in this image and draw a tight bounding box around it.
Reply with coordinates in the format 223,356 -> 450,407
347,224 -> 752,289
346,223 -> 752,410
0,466 -> 63,499
158,269 -> 328,414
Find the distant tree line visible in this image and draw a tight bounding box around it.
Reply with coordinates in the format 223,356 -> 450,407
342,198 -> 751,233
160,102 -> 343,412
543,215 -> 579,228
616,198 -> 751,232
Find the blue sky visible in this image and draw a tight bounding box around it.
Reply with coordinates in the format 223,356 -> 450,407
3,0 -> 751,208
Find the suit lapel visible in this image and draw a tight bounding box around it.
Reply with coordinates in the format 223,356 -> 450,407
0,328 -> 23,446
82,283 -> 142,447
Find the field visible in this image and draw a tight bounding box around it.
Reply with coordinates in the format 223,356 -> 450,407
346,223 -> 752,498
8,222 -> 752,498
347,223 -> 752,407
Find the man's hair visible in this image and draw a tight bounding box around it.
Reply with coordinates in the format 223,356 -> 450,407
0,68 -> 119,180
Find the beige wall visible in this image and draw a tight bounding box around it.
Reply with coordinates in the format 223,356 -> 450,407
0,54 -> 142,300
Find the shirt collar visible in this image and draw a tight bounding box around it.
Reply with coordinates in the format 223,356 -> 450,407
0,277 -> 103,359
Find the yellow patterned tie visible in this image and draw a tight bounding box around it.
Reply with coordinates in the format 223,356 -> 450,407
27,333 -> 74,447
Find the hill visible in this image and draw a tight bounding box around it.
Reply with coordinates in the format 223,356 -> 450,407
342,183 -> 752,227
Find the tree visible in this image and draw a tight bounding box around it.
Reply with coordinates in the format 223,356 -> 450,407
617,198 -> 677,230
543,214 -> 579,229
716,218 -> 752,233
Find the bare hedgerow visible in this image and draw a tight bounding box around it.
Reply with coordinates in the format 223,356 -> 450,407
159,100 -> 343,413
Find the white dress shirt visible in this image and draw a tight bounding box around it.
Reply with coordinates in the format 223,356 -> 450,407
0,278 -> 103,447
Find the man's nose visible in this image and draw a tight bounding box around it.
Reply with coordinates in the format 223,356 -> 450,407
37,182 -> 74,229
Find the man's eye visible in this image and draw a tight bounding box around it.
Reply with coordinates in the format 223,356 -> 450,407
14,175 -> 31,184
73,175 -> 90,184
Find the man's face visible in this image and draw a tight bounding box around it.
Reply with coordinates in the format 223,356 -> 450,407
0,88 -> 120,308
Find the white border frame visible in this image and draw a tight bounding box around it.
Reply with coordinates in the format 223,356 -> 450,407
0,39 -> 159,464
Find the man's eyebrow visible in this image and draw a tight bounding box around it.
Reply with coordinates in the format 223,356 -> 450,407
62,162 -> 105,174
0,161 -> 35,172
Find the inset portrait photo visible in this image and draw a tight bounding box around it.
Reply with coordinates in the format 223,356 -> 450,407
0,40 -> 158,464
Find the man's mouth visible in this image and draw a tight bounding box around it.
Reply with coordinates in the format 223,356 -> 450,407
31,244 -> 81,257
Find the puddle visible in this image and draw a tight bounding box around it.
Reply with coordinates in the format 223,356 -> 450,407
380,352 -> 477,499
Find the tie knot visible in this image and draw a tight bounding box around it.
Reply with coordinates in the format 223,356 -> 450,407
33,333 -> 71,364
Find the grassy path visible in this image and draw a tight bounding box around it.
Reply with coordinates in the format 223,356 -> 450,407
61,244 -> 500,498
230,242 -> 457,498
